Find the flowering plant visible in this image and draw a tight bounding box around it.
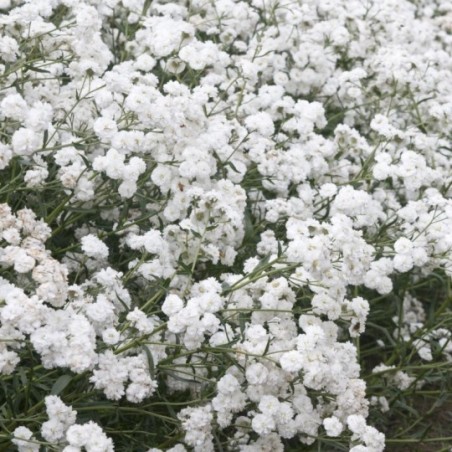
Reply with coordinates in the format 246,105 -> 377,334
0,0 -> 451,451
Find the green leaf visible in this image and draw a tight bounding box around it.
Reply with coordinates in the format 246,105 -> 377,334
24,64 -> 50,73
51,374 -> 72,395
42,129 -> 48,147
221,281 -> 230,292
142,345 -> 155,380
243,208 -> 255,243
277,240 -> 283,257
226,161 -> 240,173
253,253 -> 272,273
142,0 -> 152,15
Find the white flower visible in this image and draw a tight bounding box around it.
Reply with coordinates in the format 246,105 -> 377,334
258,395 -> 281,416
12,128 -> 40,156
393,254 -> 413,273
41,396 -> 76,442
252,413 -> 275,435
1,93 -> 28,120
102,328 -> 120,345
280,350 -> 303,373
394,237 -> 413,255
347,414 -> 367,435
81,234 -> 109,259
162,294 -> 184,316
245,362 -> 268,385
25,102 -> 53,132
178,405 -> 214,450
93,117 -> 118,140
118,179 -> 137,198
126,308 -> 155,334
245,325 -> 267,343
24,166 -> 48,188
12,426 -> 38,451
11,249 -> 35,273
411,247 -> 428,266
0,143 -> 12,170
323,417 -> 343,437
151,165 -> 173,190
0,349 -> 20,374
319,183 -> 338,197
370,114 -> 398,139
0,36 -> 19,61
75,5 -> 101,35
86,296 -> 115,324
245,112 -> 275,137
312,292 -> 340,320
217,374 -> 240,394
62,446 -> 81,452
162,57 -> 186,75
93,148 -> 124,179
135,54 -> 156,71
66,421 -> 114,451
349,446 -> 369,452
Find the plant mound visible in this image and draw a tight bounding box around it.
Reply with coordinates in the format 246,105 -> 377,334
0,0 -> 451,451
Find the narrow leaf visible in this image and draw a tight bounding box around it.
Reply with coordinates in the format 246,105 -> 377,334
51,375 -> 72,395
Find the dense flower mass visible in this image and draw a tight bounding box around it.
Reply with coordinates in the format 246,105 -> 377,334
0,0 -> 451,450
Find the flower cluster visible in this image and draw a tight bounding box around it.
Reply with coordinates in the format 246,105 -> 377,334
0,0 -> 451,450
12,396 -> 113,452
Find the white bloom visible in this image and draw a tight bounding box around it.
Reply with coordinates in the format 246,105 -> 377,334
12,128 -> 40,156
0,143 -> 12,170
217,374 -> 240,394
0,349 -> 20,374
0,36 -> 19,61
25,102 -> 53,132
162,294 -> 184,316
12,426 -> 38,451
41,396 -> 76,442
393,254 -> 413,272
411,247 -> 428,266
118,179 -> 137,198
126,308 -> 155,334
66,421 -> 114,451
41,419 -> 65,443
258,395 -> 281,416
86,296 -> 115,324
151,165 -> 173,190
24,166 -> 48,188
370,114 -> 398,139
102,328 -> 120,345
349,447 -> 369,452
245,362 -> 268,385
245,112 -> 275,137
323,417 -> 343,437
8,248 -> 36,273
280,350 -> 303,373
93,117 -> 118,140
164,57 -> 186,74
252,413 -> 275,435
81,234 -> 109,259
93,148 -> 125,180
394,237 -> 414,255
319,183 -> 338,197
347,414 -> 367,435
75,4 -> 102,36
1,93 -> 27,120
135,54 -> 156,71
